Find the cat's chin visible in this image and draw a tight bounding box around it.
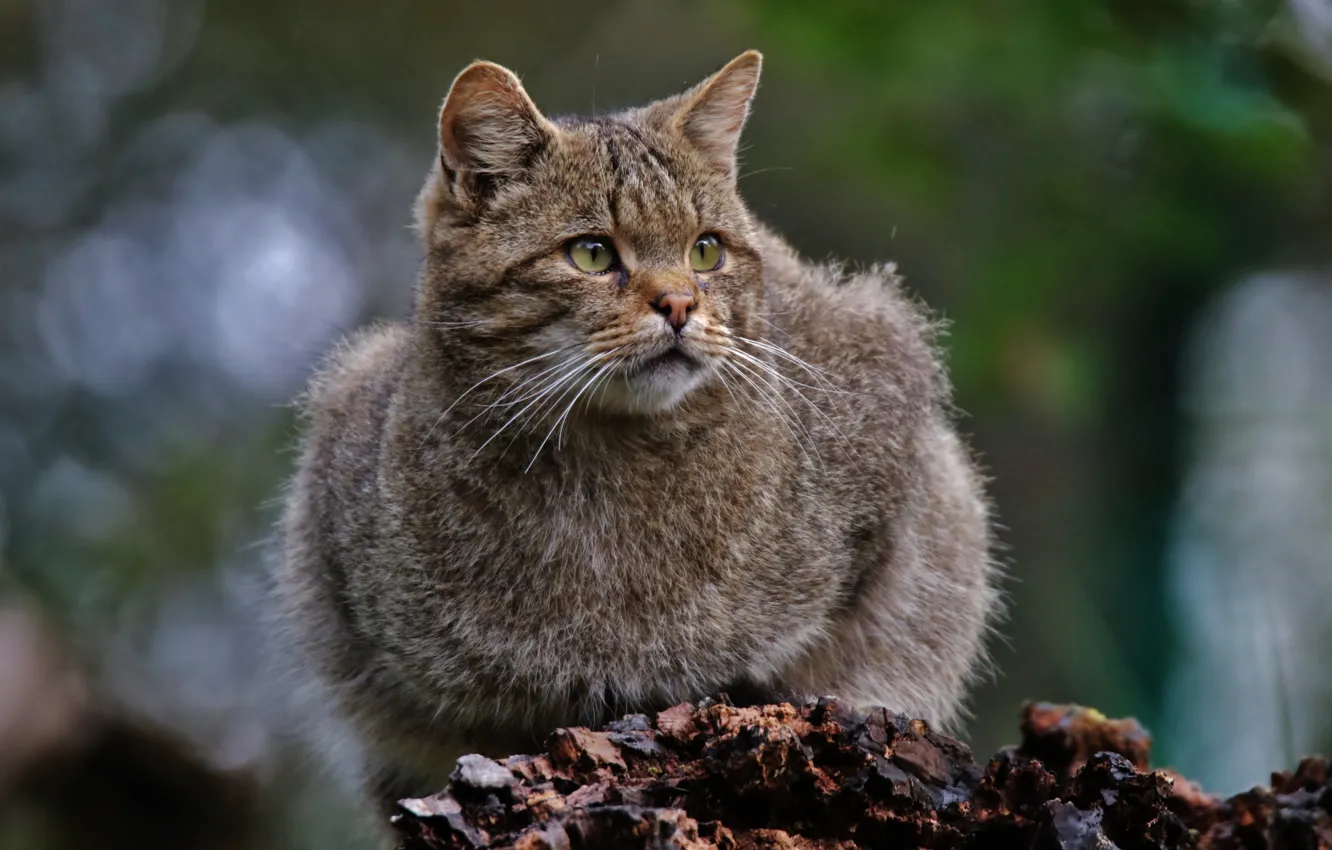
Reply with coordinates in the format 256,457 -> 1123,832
593,360 -> 712,416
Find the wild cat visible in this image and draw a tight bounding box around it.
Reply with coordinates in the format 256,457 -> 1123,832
269,49 -> 1000,822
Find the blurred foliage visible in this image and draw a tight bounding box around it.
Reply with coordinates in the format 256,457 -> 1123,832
756,0 -> 1318,409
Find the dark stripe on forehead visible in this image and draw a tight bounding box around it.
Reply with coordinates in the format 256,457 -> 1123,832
594,125 -> 625,230
598,121 -> 686,242
600,132 -> 624,232
616,123 -> 673,178
596,122 -> 674,190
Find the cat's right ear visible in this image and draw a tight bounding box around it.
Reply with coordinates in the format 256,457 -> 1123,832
436,60 -> 556,206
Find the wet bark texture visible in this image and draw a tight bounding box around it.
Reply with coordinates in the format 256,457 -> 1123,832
391,697 -> 1331,850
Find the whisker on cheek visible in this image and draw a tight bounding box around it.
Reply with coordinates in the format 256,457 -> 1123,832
496,358 -> 607,458
692,336 -> 730,352
480,355 -> 587,410
720,359 -> 820,471
420,318 -> 494,331
452,356 -> 588,447
735,334 -> 842,388
416,344 -> 579,454
586,325 -> 631,344
469,348 -> 622,461
586,335 -> 637,354
533,360 -> 623,467
691,342 -> 732,360
725,346 -> 860,462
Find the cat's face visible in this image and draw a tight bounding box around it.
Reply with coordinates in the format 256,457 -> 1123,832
414,52 -> 765,418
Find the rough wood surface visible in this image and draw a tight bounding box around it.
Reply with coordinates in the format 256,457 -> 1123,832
390,696 -> 1331,850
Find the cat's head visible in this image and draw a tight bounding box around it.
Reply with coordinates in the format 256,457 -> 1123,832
413,51 -> 765,418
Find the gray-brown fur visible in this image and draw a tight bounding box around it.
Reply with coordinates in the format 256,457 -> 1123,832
269,51 -> 1001,821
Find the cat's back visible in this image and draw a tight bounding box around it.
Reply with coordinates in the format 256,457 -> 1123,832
302,320 -> 412,432
753,224 -> 948,439
285,321 -> 412,567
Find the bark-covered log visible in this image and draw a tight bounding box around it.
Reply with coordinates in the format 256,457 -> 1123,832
390,697 -> 1331,850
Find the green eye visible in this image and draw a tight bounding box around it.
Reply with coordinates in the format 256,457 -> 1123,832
690,234 -> 723,272
568,237 -> 617,274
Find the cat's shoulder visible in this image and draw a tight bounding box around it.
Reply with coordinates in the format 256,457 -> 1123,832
297,319 -> 412,424
755,221 -> 939,340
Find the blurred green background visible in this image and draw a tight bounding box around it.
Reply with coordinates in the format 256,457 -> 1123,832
2,0 -> 1331,846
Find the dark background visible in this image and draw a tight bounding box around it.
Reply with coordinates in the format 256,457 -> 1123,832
2,1 -> 1330,847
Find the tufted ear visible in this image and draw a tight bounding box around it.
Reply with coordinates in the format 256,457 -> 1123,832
667,50 -> 763,180
436,60 -> 556,205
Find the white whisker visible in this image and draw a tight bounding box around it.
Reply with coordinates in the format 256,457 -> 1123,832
420,319 -> 492,330
514,347 -> 625,450
527,356 -> 622,472
484,355 -> 590,410
727,346 -> 859,460
721,358 -> 820,470
565,362 -> 620,449
418,345 -> 578,451
470,350 -> 616,461
457,355 -> 588,438
736,335 -> 847,392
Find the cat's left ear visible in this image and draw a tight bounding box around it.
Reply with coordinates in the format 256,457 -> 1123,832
668,50 -> 763,180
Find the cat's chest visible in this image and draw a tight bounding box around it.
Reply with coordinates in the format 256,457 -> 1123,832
428,457 -> 834,635
456,491 -> 830,699
381,443 -> 851,719
488,469 -> 765,587
451,441 -> 771,554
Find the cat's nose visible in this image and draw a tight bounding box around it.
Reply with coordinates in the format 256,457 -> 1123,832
651,292 -> 696,332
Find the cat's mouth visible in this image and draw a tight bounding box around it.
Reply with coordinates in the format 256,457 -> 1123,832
632,346 -> 700,375
594,340 -> 712,415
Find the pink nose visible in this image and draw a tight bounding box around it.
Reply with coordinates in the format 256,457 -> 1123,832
652,292 -> 695,331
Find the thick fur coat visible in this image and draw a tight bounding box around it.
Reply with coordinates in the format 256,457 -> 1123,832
270,51 -> 1001,818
